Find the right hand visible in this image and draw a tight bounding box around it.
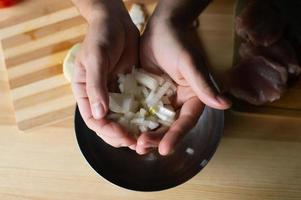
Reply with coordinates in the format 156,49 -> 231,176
136,15 -> 231,155
71,1 -> 139,148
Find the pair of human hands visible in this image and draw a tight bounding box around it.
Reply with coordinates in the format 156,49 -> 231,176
71,2 -> 231,156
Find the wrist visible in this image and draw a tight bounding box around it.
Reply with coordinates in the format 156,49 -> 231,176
73,0 -> 126,24
152,0 -> 212,27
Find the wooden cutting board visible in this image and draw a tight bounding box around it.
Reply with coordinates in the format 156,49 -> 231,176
0,0 -> 235,131
0,0 -> 156,131
0,0 -> 85,131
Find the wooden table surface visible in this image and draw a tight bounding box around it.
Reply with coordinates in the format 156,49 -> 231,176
1,0 -> 301,200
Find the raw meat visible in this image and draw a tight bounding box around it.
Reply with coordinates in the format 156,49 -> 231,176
235,0 -> 285,47
239,41 -> 301,76
229,56 -> 288,105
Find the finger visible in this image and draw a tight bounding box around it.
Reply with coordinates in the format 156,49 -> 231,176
129,144 -> 137,150
72,62 -> 135,148
72,62 -> 91,120
158,97 -> 204,156
95,122 -> 136,148
113,26 -> 139,75
84,49 -> 110,119
72,61 -> 86,83
75,95 -> 136,147
77,98 -> 136,147
173,86 -> 197,107
139,37 -> 164,75
136,126 -> 168,155
179,54 -> 231,109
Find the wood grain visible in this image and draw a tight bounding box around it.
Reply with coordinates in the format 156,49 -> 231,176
0,1 -> 301,199
0,1 -> 84,130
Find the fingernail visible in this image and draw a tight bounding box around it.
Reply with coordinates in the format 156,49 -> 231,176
92,102 -> 105,119
217,95 -> 231,106
129,144 -> 136,150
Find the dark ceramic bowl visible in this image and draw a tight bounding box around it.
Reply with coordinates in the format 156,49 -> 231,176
74,106 -> 224,191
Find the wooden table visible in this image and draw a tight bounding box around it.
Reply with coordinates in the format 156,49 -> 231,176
0,0 -> 301,199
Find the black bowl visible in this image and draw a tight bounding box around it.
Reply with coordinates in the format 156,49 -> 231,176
74,106 -> 224,191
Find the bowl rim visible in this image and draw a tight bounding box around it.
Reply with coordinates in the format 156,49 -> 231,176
74,105 -> 224,192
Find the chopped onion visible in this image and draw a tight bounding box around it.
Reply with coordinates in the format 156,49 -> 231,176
139,69 -> 165,85
157,105 -> 176,119
139,108 -> 147,117
186,147 -> 195,155
107,66 -> 178,136
139,125 -> 148,132
119,83 -> 124,93
158,119 -> 174,127
146,81 -> 171,107
124,112 -> 135,120
129,4 -> 146,32
141,86 -> 150,97
134,71 -> 159,90
107,113 -> 123,120
131,117 -> 145,124
147,120 -> 159,130
109,93 -> 138,113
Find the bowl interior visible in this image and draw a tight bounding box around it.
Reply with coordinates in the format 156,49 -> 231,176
74,106 -> 224,191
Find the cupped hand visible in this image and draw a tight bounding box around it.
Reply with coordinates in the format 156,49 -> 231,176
71,4 -> 139,148
136,83 -> 204,156
137,16 -> 231,155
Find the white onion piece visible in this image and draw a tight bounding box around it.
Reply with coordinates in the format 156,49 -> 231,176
146,81 -> 171,107
134,71 -> 159,90
124,112 -> 135,120
141,86 -> 149,97
139,108 -> 147,117
155,112 -> 173,122
131,117 -> 145,124
109,93 -> 138,113
123,74 -> 140,97
157,105 -> 176,119
108,67 -> 178,136
158,119 -> 173,127
107,113 -> 123,120
118,74 -> 125,83
119,83 -> 124,93
139,125 -> 148,132
118,117 -> 129,128
147,121 -> 159,130
139,69 -> 165,85
186,148 -> 195,155
129,4 -> 145,31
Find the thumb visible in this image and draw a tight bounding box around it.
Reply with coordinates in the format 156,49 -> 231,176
85,50 -> 109,119
180,54 -> 231,110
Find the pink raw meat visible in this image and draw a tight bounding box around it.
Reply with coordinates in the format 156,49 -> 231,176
235,0 -> 285,47
239,40 -> 301,76
229,56 -> 288,105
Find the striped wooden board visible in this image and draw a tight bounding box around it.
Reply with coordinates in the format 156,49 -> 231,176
0,0 -> 157,131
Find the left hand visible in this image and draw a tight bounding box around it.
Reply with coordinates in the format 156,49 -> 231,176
135,83 -> 204,156
137,16 -> 230,156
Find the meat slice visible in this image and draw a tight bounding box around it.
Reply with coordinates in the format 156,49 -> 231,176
235,0 -> 285,47
239,41 -> 301,76
229,56 -> 288,105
